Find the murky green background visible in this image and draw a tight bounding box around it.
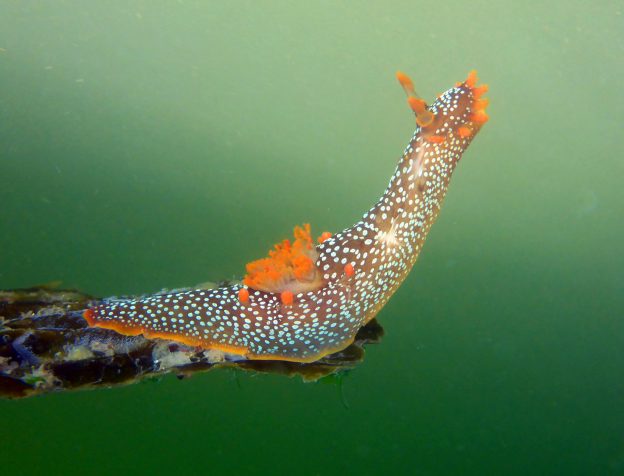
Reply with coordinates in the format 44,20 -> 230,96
1,1 -> 623,474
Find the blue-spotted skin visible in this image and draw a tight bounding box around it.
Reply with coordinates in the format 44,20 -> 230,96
86,80 -> 485,363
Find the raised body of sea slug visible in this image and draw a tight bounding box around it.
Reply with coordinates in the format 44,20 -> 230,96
84,70 -> 489,363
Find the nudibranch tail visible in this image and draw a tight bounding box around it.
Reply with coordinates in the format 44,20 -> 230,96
84,70 -> 488,363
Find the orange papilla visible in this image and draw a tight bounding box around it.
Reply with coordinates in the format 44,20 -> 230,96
280,291 -> 294,306
344,263 -> 354,277
317,231 -> 332,243
465,70 -> 478,88
238,287 -> 250,303
470,111 -> 489,124
472,84 -> 488,99
458,70 -> 489,125
426,135 -> 446,144
457,126 -> 472,138
475,98 -> 489,111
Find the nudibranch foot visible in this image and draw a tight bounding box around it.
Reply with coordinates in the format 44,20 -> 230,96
84,71 -> 488,363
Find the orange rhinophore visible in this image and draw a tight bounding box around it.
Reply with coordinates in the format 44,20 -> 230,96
396,71 -> 415,96
407,96 -> 435,127
407,96 -> 426,113
243,224 -> 324,294
399,72 -> 435,127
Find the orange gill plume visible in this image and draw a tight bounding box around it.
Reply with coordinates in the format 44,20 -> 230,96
243,224 -> 328,296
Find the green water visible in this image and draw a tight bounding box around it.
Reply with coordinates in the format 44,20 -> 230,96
1,1 -> 623,474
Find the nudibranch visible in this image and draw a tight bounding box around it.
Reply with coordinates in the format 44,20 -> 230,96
84,71 -> 489,363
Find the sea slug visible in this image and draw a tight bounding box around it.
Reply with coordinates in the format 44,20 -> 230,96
84,70 -> 489,363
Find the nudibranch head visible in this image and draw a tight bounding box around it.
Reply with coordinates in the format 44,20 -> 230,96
398,69 -> 489,143
243,224 -> 325,295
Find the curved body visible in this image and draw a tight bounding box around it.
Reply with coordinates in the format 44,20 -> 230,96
85,71 -> 488,362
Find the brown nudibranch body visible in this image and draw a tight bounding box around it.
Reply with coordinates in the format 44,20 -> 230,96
85,71 -> 489,363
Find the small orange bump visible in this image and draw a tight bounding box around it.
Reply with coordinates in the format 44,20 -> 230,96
407,96 -> 427,114
457,126 -> 472,138
465,70 -> 478,88
238,287 -> 250,304
426,135 -> 446,144
344,263 -> 354,277
317,231 -> 332,243
470,111 -> 489,124
472,84 -> 489,99
396,71 -> 415,95
475,98 -> 489,110
281,291 -> 294,306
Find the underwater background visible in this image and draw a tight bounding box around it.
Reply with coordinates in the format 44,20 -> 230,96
1,1 -> 622,474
